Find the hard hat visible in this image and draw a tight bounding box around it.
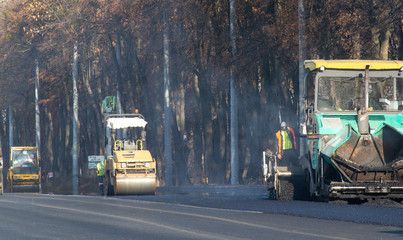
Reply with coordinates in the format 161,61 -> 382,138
281,122 -> 286,128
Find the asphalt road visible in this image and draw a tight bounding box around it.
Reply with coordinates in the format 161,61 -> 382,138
0,187 -> 402,240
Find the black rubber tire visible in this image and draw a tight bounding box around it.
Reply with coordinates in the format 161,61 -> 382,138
103,175 -> 108,196
292,172 -> 310,201
108,174 -> 115,196
113,176 -> 118,196
104,172 -> 114,196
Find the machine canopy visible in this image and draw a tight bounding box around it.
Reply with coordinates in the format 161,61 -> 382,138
107,117 -> 147,129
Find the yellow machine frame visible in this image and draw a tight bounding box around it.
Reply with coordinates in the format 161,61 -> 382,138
304,59 -> 403,71
7,146 -> 41,193
104,113 -> 157,196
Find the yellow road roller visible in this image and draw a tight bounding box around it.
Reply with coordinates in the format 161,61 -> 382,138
7,146 -> 41,193
103,113 -> 157,195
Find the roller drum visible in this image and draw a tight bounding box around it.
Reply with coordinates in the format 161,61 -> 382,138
12,184 -> 40,193
115,176 -> 156,195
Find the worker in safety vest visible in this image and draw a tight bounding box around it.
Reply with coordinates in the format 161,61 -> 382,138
276,122 -> 297,166
96,161 -> 105,195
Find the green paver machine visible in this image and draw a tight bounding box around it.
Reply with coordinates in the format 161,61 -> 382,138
302,60 -> 403,200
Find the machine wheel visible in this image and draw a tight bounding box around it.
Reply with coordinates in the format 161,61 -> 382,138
113,176 -> 118,196
276,179 -> 294,200
104,174 -> 109,196
291,171 -> 310,201
104,172 -> 114,196
306,157 -> 319,201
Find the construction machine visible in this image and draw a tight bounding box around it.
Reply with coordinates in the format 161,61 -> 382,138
262,149 -> 307,200
263,60 -> 403,201
103,113 -> 157,195
7,146 -> 41,193
302,60 -> 403,201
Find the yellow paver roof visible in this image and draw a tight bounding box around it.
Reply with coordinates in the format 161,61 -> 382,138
304,59 -> 403,71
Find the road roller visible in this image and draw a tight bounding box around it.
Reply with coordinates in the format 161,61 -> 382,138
300,60 -> 403,201
7,146 -> 41,193
103,113 -> 157,195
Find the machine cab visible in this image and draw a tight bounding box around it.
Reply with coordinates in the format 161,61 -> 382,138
10,148 -> 39,174
105,113 -> 148,157
304,60 -> 403,136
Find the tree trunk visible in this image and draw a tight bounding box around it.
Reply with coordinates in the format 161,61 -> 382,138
352,33 -> 361,59
371,27 -> 381,59
380,30 -> 391,60
185,74 -> 203,184
83,50 -> 103,156
45,109 -> 54,173
172,79 -> 189,185
400,20 -> 403,59
214,91 -> 229,184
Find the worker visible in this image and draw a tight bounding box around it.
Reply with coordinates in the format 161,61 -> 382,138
96,161 -> 105,195
276,121 -> 297,166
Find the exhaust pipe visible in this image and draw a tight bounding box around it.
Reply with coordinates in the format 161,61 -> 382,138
358,65 -> 370,135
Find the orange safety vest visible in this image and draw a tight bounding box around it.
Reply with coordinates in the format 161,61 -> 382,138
276,127 -> 297,159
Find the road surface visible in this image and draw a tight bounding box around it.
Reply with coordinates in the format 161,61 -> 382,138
0,188 -> 402,240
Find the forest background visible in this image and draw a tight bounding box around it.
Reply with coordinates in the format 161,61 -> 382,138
0,0 -> 402,191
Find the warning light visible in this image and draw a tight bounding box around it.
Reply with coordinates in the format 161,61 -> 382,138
135,109 -> 139,113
